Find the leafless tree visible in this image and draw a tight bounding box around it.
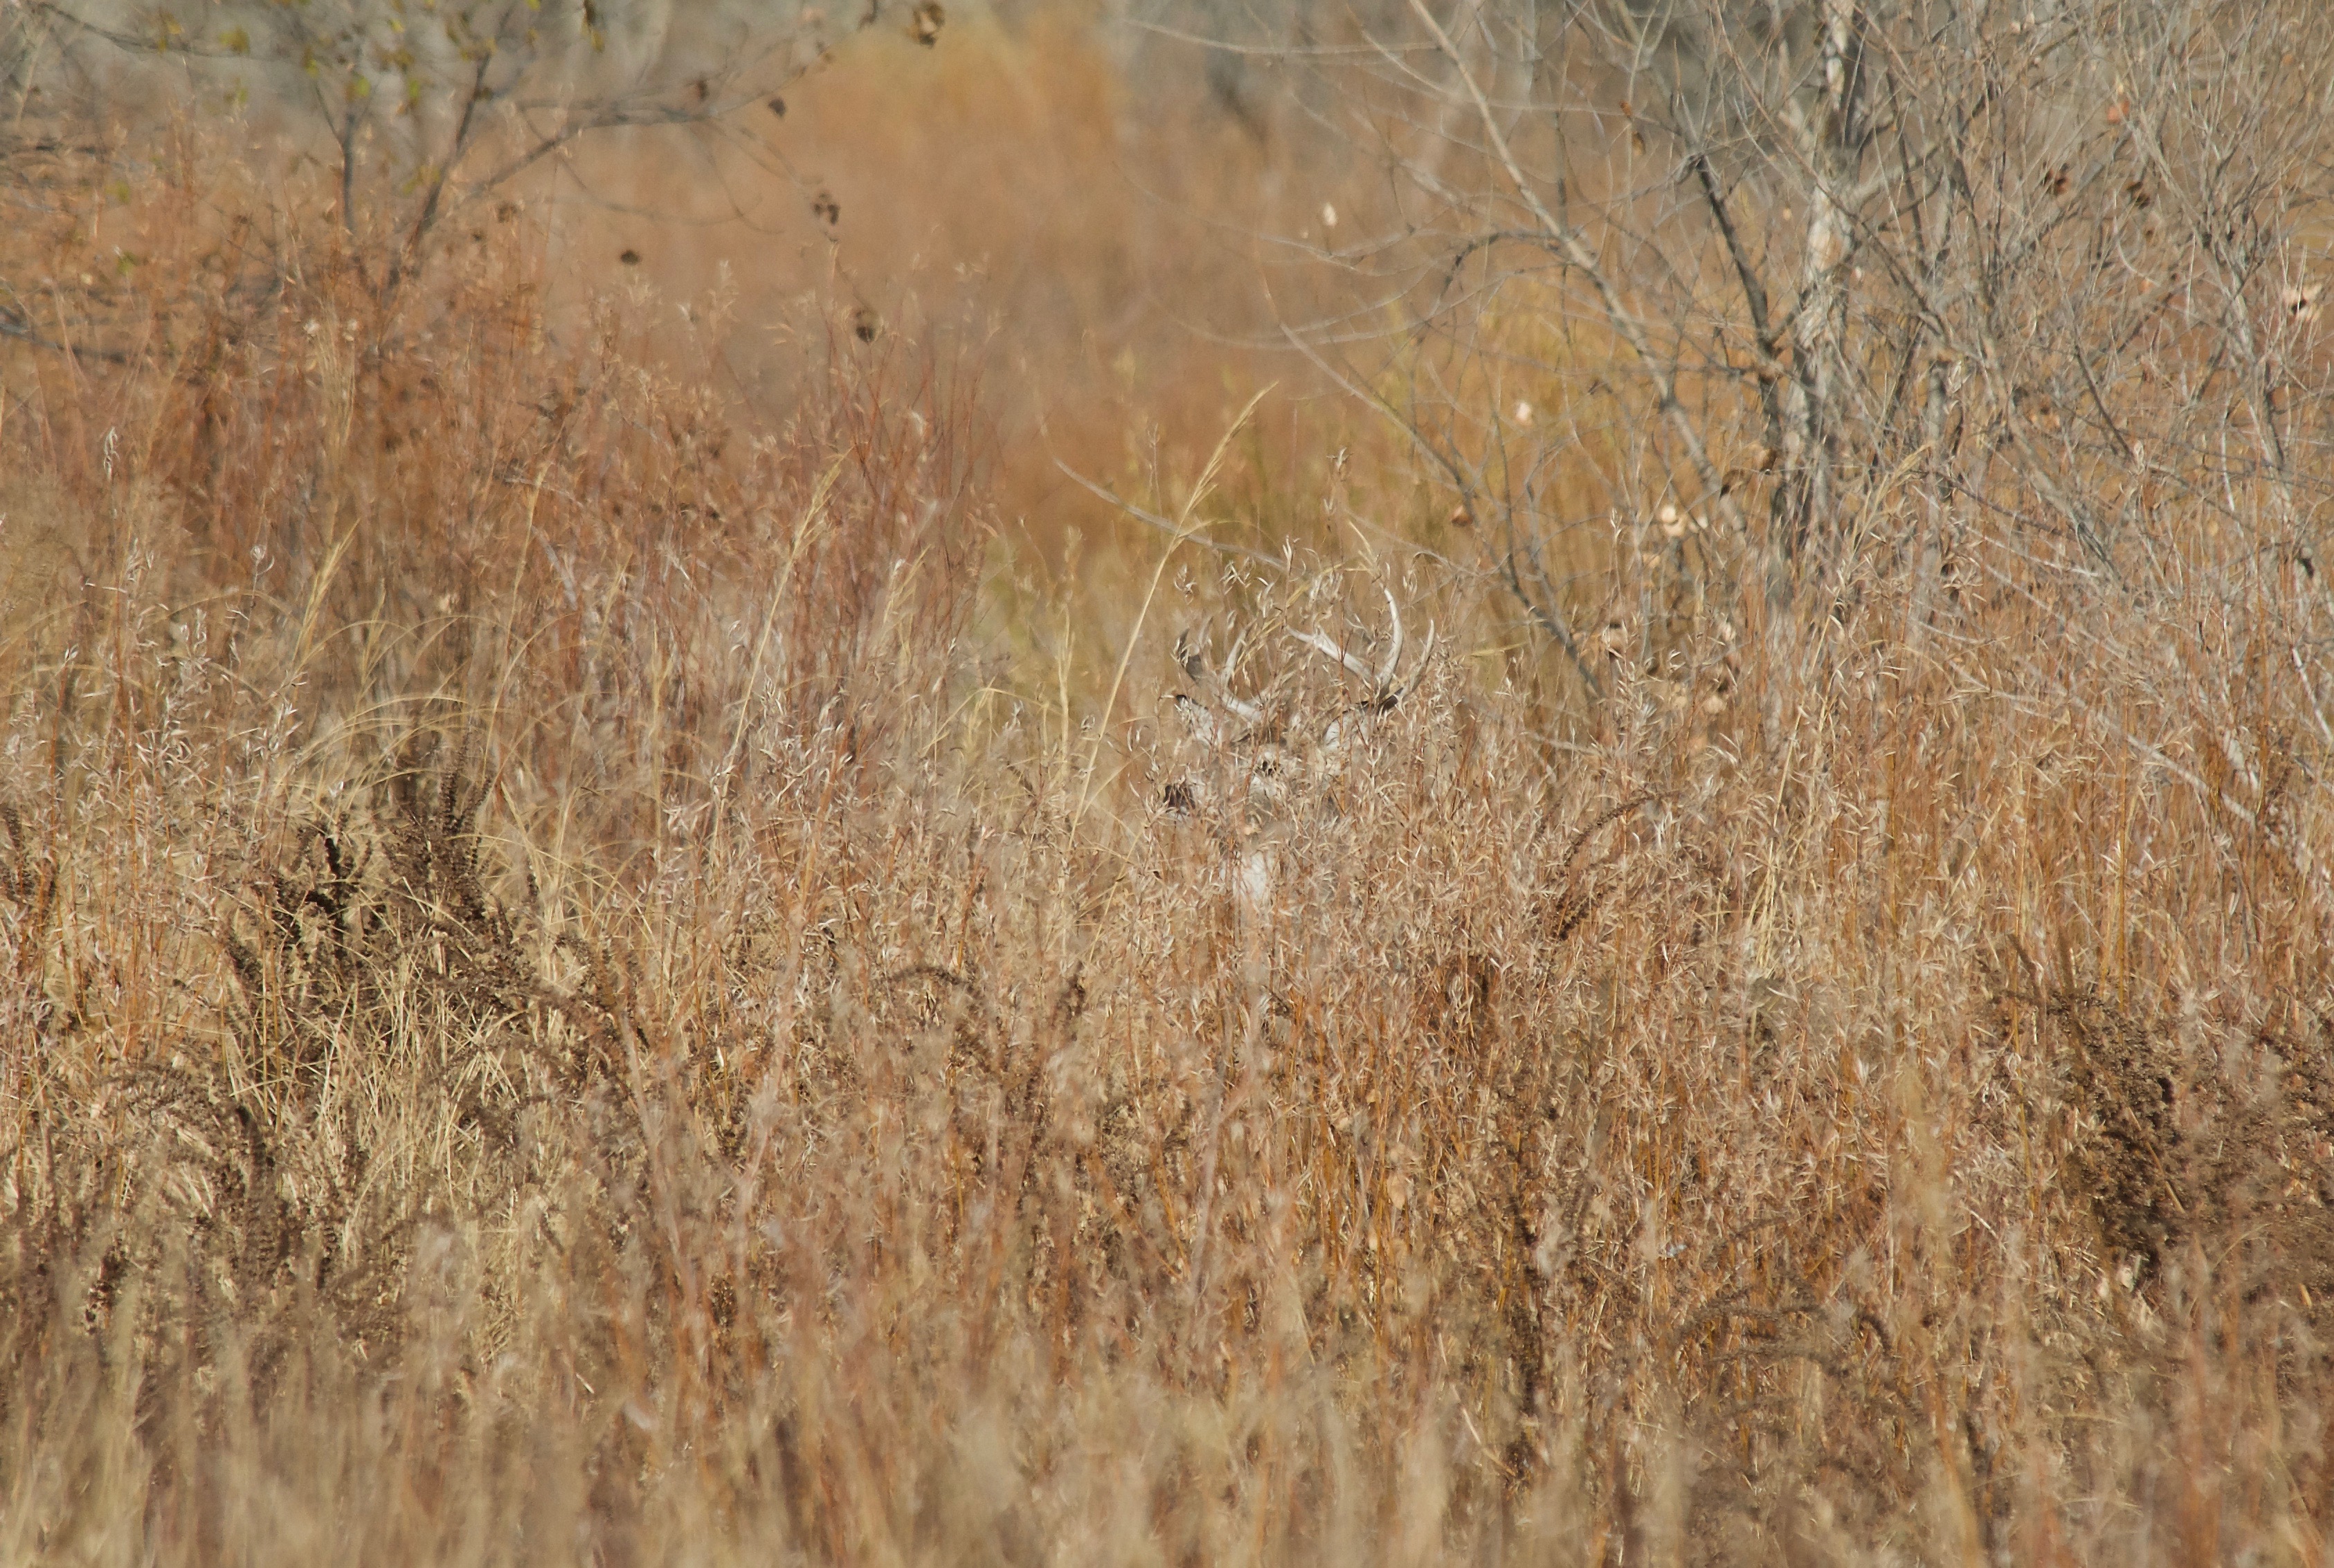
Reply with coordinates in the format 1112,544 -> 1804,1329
1209,0 -> 2332,693
23,0 -> 920,297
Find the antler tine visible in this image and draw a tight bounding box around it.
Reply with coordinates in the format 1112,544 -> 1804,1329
1173,623 -> 1262,729
1292,626 -> 1376,685
1172,691 -> 1224,748
1374,585 -> 1404,693
1402,622 -> 1438,698
1212,627 -> 1261,724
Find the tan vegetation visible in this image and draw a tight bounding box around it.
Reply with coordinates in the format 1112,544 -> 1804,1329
4,5 -> 2334,1562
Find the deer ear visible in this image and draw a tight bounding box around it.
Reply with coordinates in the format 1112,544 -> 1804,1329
1174,628 -> 1208,683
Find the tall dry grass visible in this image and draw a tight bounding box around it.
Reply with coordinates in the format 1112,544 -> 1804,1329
4,54 -> 2334,1568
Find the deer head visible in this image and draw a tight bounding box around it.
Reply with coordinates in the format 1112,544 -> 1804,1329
1164,585 -> 1436,814
1159,586 -> 1436,918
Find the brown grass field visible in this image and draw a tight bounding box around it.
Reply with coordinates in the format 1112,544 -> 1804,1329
4,12 -> 2334,1563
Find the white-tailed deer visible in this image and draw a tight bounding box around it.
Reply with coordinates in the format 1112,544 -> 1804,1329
1162,587 -> 1436,915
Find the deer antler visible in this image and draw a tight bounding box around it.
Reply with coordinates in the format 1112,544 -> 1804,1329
1294,585 -> 1436,710
1375,587 -> 1404,690
1173,624 -> 1263,746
